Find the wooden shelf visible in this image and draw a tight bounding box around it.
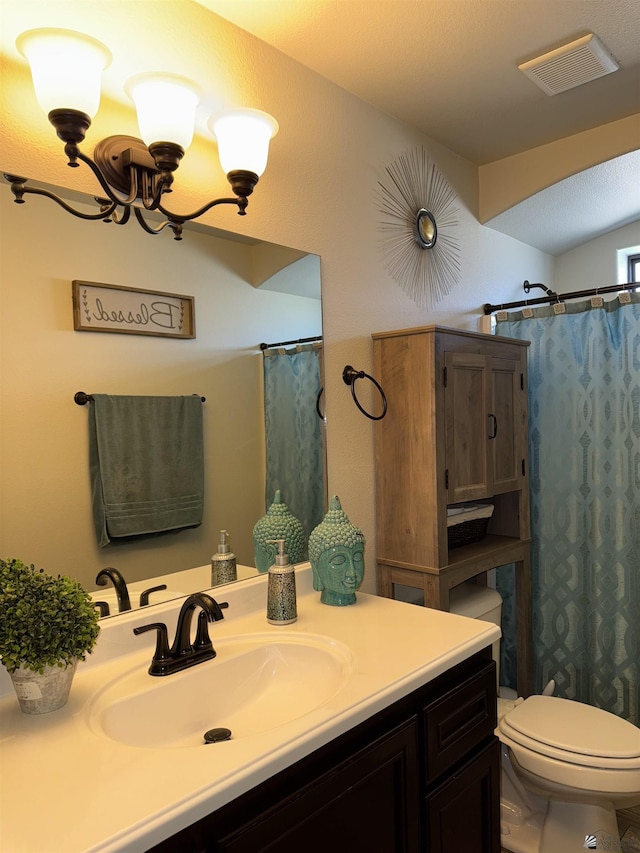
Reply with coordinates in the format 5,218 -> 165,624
377,535 -> 532,697
378,535 -> 531,575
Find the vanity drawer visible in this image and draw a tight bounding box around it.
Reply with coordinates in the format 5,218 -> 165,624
422,661 -> 496,783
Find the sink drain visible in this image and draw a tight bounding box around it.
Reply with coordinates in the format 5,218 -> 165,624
203,727 -> 232,744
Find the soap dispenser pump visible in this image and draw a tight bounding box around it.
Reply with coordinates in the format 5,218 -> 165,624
211,530 -> 237,586
266,539 -> 297,625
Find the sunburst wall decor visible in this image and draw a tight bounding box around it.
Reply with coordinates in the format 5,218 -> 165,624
377,148 -> 461,308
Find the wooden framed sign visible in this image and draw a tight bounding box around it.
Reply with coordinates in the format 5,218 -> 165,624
72,280 -> 195,339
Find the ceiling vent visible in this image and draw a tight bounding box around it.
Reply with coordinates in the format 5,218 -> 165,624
518,34 -> 619,96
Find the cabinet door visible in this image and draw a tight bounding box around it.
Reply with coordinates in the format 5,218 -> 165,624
218,718 -> 421,853
488,356 -> 521,495
445,352 -> 491,502
424,739 -> 501,853
445,352 -> 523,502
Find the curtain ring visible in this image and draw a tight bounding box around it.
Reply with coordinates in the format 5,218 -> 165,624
342,365 -> 388,421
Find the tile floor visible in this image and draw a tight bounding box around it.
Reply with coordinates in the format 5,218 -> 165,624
619,805 -> 640,852
500,804 -> 640,852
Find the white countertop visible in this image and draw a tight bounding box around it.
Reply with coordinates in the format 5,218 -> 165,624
0,565 -> 499,853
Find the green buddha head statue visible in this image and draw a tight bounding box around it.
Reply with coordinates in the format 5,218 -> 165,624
309,495 -> 365,606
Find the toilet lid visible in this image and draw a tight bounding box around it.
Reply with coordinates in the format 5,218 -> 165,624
499,695 -> 640,766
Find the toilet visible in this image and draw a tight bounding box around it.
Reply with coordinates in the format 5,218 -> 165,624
449,581 -> 640,853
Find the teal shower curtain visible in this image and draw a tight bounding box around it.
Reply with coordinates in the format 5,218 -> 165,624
495,294 -> 640,724
263,344 -> 325,544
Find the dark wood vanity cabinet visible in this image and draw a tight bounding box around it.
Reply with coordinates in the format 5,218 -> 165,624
149,649 -> 499,853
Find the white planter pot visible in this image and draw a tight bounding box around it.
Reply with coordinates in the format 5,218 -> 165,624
9,661 -> 77,714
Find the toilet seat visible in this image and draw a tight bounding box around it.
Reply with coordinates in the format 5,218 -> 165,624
498,695 -> 640,771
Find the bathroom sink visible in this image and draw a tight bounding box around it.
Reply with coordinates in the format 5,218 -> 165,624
86,633 -> 353,748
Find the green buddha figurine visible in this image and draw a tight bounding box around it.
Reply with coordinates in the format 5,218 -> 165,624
309,495 -> 365,606
253,489 -> 306,574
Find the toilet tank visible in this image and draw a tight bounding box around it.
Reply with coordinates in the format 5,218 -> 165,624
449,581 -> 502,687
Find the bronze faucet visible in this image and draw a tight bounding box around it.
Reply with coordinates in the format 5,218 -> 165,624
96,567 -> 132,613
133,592 -> 227,676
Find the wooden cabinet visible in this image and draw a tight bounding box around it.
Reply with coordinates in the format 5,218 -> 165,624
372,325 -> 532,697
217,719 -> 420,853
425,740 -> 501,853
148,649 -> 500,853
421,658 -> 501,852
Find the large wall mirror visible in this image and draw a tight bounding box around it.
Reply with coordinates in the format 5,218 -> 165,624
0,180 -> 324,618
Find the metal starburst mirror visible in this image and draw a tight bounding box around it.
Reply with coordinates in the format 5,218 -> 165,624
377,148 -> 461,308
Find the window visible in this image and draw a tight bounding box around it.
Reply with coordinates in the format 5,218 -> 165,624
617,244 -> 640,285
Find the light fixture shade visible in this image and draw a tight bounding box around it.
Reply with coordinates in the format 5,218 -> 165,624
210,109 -> 279,177
126,73 -> 200,151
16,28 -> 111,118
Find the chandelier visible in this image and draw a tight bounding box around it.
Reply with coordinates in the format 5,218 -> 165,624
5,28 -> 279,241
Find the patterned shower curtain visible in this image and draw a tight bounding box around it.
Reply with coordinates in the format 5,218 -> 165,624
262,344 -> 325,545
495,294 -> 640,725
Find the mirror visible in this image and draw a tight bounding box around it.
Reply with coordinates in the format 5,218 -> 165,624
414,208 -> 438,249
0,179 -> 324,617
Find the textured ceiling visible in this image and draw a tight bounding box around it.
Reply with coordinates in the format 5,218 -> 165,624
196,0 -> 640,165
2,0 -> 639,255
197,0 -> 640,255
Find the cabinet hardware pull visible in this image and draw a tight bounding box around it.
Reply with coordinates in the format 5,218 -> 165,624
488,413 -> 498,439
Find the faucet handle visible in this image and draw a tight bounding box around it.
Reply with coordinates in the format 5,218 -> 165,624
139,584 -> 168,607
194,610 -> 216,656
133,622 -> 172,676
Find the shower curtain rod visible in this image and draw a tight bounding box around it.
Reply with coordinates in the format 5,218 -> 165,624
259,335 -> 323,351
484,280 -> 638,315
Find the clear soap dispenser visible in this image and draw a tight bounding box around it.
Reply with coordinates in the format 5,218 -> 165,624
211,530 -> 237,586
266,538 -> 297,625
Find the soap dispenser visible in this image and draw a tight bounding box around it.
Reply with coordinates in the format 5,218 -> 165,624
211,530 -> 237,586
266,539 -> 297,625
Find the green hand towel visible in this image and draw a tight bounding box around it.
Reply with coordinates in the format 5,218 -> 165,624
89,394 -> 204,547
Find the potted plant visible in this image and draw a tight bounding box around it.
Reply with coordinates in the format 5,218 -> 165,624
0,558 -> 100,714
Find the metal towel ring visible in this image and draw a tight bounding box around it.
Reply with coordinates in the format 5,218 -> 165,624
342,365 -> 388,421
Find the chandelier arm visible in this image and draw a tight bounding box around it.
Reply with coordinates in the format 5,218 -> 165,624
139,166 -> 165,211
73,148 -> 142,206
5,177 -> 121,221
132,206 -> 175,235
107,205 -> 133,226
156,196 -> 243,224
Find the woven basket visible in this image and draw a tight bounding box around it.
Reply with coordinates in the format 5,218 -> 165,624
447,504 -> 493,550
447,516 -> 490,549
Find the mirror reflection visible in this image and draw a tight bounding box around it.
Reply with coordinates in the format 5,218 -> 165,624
0,180 -> 324,617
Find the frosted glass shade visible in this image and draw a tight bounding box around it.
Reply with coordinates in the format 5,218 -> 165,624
126,73 -> 200,151
210,109 -> 279,177
16,28 -> 111,118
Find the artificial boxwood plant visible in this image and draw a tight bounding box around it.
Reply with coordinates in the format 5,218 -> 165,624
0,558 -> 100,673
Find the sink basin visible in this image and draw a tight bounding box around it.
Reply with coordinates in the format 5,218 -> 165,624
86,633 -> 353,748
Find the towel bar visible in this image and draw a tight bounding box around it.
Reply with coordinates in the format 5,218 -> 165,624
74,391 -> 205,405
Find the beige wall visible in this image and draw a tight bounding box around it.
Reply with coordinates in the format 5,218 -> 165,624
555,220 -> 640,292
0,1 -> 555,594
